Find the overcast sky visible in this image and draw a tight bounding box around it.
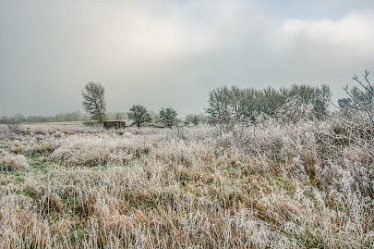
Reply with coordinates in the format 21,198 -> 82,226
1,0 -> 374,117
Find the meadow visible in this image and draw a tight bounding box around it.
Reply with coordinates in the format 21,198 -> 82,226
0,115 -> 373,248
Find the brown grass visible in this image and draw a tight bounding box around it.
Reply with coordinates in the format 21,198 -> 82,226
0,117 -> 372,248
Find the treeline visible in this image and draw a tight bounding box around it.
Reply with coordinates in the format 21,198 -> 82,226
0,112 -> 87,123
81,82 -> 188,128
79,81 -> 334,128
207,84 -> 331,126
205,70 -> 373,127
2,70 -> 372,128
0,112 -> 126,123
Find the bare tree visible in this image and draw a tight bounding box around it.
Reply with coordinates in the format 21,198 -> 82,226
207,84 -> 333,128
81,82 -> 106,123
344,70 -> 374,124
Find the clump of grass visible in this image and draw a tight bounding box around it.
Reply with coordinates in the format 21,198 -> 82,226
0,153 -> 30,172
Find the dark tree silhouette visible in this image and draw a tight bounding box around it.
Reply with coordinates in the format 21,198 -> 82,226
81,82 -> 106,123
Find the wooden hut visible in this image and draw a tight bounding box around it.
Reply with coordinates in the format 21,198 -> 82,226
103,121 -> 126,130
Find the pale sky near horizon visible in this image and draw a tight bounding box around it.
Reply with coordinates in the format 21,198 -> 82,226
1,0 -> 374,117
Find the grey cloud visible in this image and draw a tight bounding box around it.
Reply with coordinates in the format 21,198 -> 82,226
1,0 -> 374,117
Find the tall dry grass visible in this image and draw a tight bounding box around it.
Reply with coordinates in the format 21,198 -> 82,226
0,116 -> 372,248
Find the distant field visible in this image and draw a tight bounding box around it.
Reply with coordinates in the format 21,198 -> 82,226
22,121 -> 88,129
0,119 -> 373,248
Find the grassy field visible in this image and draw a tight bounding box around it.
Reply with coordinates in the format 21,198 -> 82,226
0,117 -> 373,248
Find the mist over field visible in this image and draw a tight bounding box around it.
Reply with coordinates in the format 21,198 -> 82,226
0,1 -> 373,249
1,0 -> 374,116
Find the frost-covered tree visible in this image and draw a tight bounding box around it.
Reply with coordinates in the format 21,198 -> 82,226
313,84 -> 332,120
277,97 -> 304,124
185,114 -> 209,125
206,86 -> 233,126
128,105 -> 152,128
344,70 -> 374,124
207,84 -> 331,126
81,82 -> 106,123
159,107 -> 178,128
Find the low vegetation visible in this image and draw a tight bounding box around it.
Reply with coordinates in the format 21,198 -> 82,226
0,112 -> 372,248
